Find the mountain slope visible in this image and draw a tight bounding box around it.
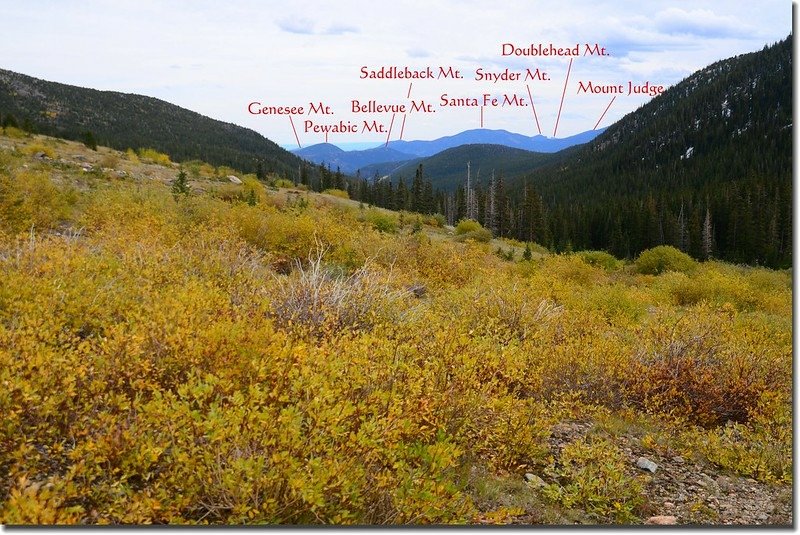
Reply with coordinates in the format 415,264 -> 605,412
518,36 -> 792,266
294,143 -> 415,174
0,69 -> 304,176
367,143 -> 564,191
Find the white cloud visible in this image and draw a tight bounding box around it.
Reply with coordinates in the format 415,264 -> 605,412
654,8 -> 752,38
324,24 -> 359,35
407,48 -> 431,58
276,16 -> 315,34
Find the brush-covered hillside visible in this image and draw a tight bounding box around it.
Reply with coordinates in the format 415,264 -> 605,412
0,131 -> 792,525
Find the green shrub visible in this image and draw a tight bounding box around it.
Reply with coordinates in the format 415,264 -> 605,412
182,160 -> 205,179
362,209 -> 397,234
454,220 -> 492,243
635,246 -> 697,275
274,178 -> 295,189
426,213 -> 447,228
455,219 -> 484,235
495,247 -> 515,261
577,250 -> 620,271
580,284 -> 644,323
454,228 -> 492,243
542,437 -> 645,523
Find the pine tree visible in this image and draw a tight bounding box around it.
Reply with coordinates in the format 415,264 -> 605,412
523,242 -> 532,261
495,173 -> 508,237
334,167 -> 344,190
396,177 -> 409,211
82,130 -> 97,151
246,188 -> 258,206
411,165 -> 424,213
2,113 -> 18,129
422,180 -> 434,215
172,169 -> 190,198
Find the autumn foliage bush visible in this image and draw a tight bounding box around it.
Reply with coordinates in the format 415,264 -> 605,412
0,138 -> 792,524
635,245 -> 697,275
454,219 -> 492,243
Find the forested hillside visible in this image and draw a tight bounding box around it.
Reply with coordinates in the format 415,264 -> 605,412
521,36 -> 792,267
0,69 -> 305,177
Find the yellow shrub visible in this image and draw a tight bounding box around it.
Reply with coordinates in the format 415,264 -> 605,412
274,178 -> 295,189
4,126 -> 27,139
684,393 -> 792,483
540,254 -> 606,286
125,148 -> 139,162
322,188 -> 349,199
24,144 -> 56,159
0,145 -> 791,525
137,148 -> 171,166
0,169 -> 73,233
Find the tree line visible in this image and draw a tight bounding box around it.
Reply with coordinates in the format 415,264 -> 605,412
298,160 -> 790,269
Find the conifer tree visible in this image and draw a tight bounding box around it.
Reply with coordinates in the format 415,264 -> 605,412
2,113 -> 17,129
172,169 -> 190,198
523,242 -> 532,261
82,130 -> 97,151
411,165 -> 424,213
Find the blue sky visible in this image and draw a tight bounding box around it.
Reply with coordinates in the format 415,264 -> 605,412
0,1 -> 791,148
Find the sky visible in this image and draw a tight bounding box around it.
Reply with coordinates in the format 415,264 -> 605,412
0,1 -> 792,150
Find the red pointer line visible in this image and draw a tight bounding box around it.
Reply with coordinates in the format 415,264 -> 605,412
553,57 -> 573,137
289,115 -> 301,149
385,113 -> 396,147
526,84 -> 542,135
594,95 -> 616,130
399,84 -> 412,140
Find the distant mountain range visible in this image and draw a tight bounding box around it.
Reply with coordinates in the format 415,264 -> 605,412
386,128 -> 604,157
293,144 -> 413,175
292,128 -> 604,175
0,69 -> 306,177
359,143 -> 573,191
